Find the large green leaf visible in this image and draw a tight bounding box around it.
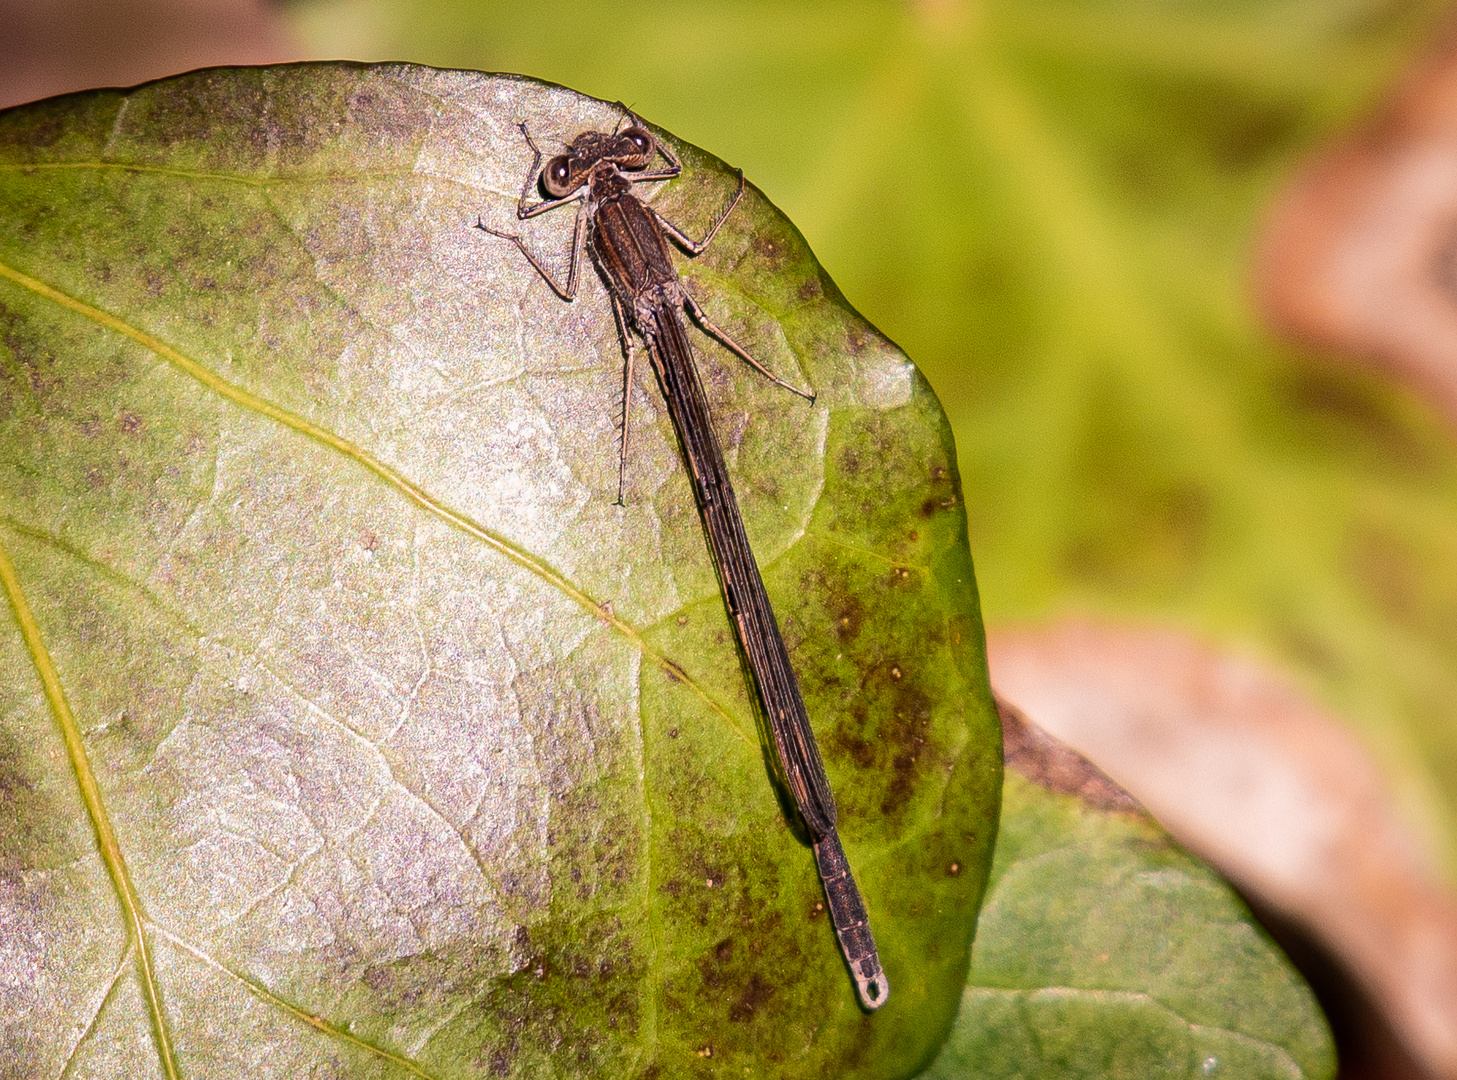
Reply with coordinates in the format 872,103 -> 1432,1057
0,67 -> 999,1079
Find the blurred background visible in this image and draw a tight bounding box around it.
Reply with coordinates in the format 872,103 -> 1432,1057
7,0 -> 1457,1076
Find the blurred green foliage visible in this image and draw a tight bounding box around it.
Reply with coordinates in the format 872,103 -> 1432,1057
286,0 -> 1457,872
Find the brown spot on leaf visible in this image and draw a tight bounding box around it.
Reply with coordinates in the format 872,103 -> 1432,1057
879,687 -> 935,818
840,729 -> 878,772
751,232 -> 785,270
995,695 -> 1142,813
833,595 -> 865,643
727,973 -> 774,1023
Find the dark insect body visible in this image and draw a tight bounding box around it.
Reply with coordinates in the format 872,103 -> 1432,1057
478,118 -> 887,1010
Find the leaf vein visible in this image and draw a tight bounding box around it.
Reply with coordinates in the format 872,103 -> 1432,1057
0,528 -> 181,1080
56,944 -> 132,1080
151,923 -> 449,1080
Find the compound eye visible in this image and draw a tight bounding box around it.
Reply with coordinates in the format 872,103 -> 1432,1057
543,155 -> 574,197
621,126 -> 654,164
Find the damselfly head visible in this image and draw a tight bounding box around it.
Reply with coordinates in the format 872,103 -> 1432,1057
542,125 -> 658,196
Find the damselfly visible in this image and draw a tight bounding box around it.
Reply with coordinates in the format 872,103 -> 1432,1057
478,117 -> 887,1010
